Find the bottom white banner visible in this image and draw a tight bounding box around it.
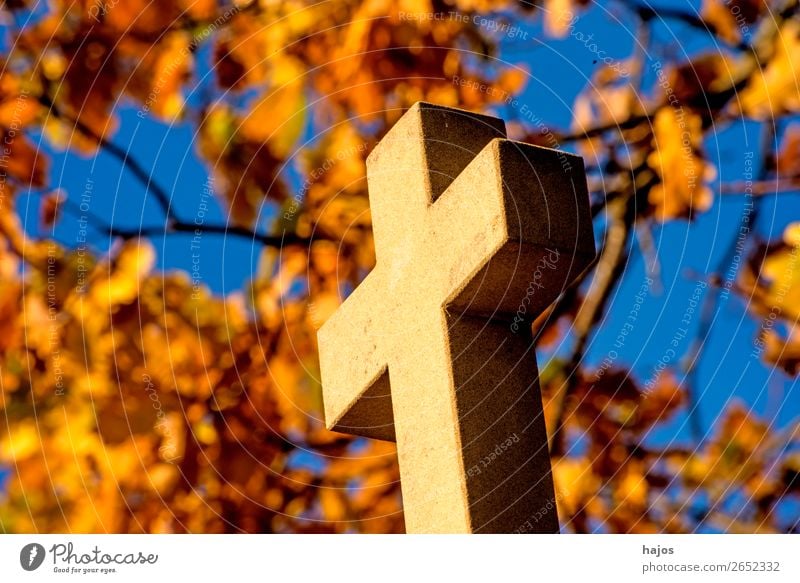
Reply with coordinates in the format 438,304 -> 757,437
0,535 -> 796,582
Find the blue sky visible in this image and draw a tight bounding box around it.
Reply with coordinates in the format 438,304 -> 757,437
3,2 -> 799,512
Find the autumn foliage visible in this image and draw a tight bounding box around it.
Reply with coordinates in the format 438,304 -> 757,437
1,0 -> 799,533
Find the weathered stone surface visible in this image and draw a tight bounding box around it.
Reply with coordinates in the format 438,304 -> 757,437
317,102 -> 595,533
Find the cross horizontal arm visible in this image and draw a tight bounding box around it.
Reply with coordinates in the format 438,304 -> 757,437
429,139 -> 595,320
367,102 -> 506,262
317,273 -> 395,441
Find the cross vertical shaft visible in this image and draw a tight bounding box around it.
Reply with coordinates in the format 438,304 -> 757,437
318,102 -> 595,533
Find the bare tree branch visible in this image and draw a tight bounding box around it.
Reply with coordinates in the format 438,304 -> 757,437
41,94 -> 175,221
110,221 -> 317,247
550,193 -> 635,456
680,122 -> 777,441
616,0 -> 752,52
39,92 -> 329,250
720,179 -> 800,196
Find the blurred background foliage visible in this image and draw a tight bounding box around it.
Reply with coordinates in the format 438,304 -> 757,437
0,0 -> 799,533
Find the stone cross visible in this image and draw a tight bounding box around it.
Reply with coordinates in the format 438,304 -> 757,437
317,102 -> 595,533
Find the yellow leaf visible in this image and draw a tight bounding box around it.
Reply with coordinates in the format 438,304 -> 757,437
308,292 -> 341,330
552,456 -> 597,517
618,461 -> 648,508
702,0 -> 741,45
761,223 -> 800,320
320,488 -> 347,521
240,57 -> 306,157
192,417 -> 218,446
0,420 -> 40,462
740,20 -> 800,118
90,240 -> 155,308
783,221 -> 800,247
647,107 -> 715,221
544,0 -> 574,38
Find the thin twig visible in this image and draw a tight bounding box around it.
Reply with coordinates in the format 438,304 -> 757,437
41,94 -> 174,221
110,221 -> 317,247
39,94 -> 322,249
539,1 -> 800,145
720,179 -> 800,196
681,123 -> 777,441
550,193 -> 635,456
616,0 -> 752,52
